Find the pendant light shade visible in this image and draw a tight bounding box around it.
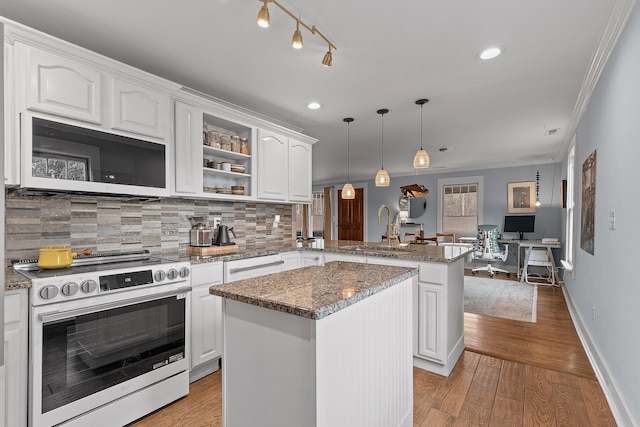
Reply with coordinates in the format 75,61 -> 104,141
256,0 -> 270,28
375,169 -> 390,187
342,183 -> 355,199
291,19 -> 303,49
413,99 -> 430,169
342,118 -> 356,200
375,108 -> 390,187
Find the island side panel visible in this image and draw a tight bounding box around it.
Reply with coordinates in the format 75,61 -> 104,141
315,277 -> 414,427
445,257 -> 465,370
222,299 -> 316,427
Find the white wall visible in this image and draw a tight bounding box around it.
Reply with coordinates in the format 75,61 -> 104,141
565,4 -> 640,425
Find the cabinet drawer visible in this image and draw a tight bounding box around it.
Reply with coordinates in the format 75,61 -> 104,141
224,254 -> 284,283
418,263 -> 445,285
191,262 -> 224,287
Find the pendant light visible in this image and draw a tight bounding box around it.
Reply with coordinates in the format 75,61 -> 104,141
256,0 -> 270,28
413,98 -> 430,169
342,118 -> 355,200
375,109 -> 390,187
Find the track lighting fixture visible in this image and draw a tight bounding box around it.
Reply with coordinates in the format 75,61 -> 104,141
413,99 -> 431,169
375,109 -> 390,187
322,46 -> 332,67
291,19 -> 303,49
256,0 -> 270,28
255,0 -> 337,66
342,118 -> 355,200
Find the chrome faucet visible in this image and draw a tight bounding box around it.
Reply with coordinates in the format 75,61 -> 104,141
378,204 -> 392,247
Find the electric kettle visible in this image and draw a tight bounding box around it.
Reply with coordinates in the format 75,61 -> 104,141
214,225 -> 236,246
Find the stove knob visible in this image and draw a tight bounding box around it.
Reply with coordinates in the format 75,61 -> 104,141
39,285 -> 59,300
80,280 -> 98,294
167,269 -> 179,280
154,270 -> 167,282
61,282 -> 79,297
179,267 -> 190,278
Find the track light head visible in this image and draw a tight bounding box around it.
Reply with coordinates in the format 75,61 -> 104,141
291,19 -> 303,49
257,0 -> 270,28
322,47 -> 332,67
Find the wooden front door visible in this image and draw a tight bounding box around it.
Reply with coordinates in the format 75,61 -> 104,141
338,188 -> 364,241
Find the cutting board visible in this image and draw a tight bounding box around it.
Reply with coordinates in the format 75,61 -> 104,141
186,245 -> 238,256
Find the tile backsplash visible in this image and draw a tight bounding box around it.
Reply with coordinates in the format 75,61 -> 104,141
5,194 -> 294,261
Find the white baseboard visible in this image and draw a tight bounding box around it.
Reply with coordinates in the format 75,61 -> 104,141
561,285 -> 637,427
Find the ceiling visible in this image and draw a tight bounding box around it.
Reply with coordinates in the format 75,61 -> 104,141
0,0 -> 622,184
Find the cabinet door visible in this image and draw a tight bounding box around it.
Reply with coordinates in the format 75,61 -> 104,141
281,252 -> 301,271
4,42 -> 19,186
301,252 -> 323,267
416,283 -> 444,362
191,285 -> 223,368
23,44 -> 102,124
288,140 -> 312,202
190,263 -> 224,369
2,290 -> 28,427
257,129 -> 288,200
174,101 -> 202,193
111,77 -> 168,139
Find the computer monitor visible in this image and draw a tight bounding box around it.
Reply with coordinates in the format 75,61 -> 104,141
503,215 -> 535,240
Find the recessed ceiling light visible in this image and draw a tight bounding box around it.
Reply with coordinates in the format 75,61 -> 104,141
479,47 -> 502,60
307,102 -> 322,110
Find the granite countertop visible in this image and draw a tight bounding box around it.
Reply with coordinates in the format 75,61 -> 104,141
5,240 -> 472,291
210,261 -> 418,320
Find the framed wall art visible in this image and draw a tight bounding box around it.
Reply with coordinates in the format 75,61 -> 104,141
507,181 -> 536,213
581,150 -> 596,255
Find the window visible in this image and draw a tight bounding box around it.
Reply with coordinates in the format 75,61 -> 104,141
438,176 -> 484,238
563,143 -> 576,275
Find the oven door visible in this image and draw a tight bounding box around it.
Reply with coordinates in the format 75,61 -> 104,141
30,287 -> 190,427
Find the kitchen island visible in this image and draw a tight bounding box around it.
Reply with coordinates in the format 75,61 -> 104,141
210,261 -> 417,427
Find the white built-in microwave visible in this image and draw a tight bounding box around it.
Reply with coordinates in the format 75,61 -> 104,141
20,113 -> 169,197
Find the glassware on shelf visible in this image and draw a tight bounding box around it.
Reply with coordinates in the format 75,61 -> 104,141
219,134 -> 231,151
230,135 -> 240,153
207,131 -> 221,148
240,138 -> 249,154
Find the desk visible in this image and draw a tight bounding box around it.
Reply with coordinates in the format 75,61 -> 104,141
517,240 -> 561,285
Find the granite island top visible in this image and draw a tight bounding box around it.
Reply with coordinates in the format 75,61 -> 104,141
210,261 -> 417,320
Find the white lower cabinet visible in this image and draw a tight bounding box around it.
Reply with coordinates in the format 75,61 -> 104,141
415,283 -> 444,361
300,251 -> 324,267
224,254 -> 284,283
280,251 -> 301,271
190,262 -> 224,382
323,253 -> 366,264
1,289 -> 28,427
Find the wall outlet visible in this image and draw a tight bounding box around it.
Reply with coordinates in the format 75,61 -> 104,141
592,306 -> 596,322
273,214 -> 280,228
608,210 -> 616,230
213,217 -> 221,229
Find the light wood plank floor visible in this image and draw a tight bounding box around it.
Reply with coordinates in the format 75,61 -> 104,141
130,271 -> 616,426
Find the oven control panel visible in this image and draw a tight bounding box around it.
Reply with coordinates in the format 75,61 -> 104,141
30,261 -> 191,305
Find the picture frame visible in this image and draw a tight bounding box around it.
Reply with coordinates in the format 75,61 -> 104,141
507,181 -> 536,213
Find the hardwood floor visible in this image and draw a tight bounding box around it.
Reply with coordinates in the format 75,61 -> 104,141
130,271 -> 616,426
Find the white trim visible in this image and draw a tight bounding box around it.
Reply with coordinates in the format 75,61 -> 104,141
437,176 -> 484,233
556,0 -> 638,161
564,141 -> 576,279
562,285 -> 636,427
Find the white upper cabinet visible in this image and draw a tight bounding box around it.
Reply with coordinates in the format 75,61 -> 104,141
288,139 -> 312,203
22,43 -> 103,124
111,77 -> 168,139
257,129 -> 314,203
174,100 -> 202,194
257,129 -> 288,201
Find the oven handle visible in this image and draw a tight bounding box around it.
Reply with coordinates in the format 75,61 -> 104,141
38,286 -> 192,323
228,260 -> 285,274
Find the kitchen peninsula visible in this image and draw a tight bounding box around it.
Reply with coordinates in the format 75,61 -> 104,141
210,261 -> 417,427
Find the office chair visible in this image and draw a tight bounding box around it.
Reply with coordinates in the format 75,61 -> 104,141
471,225 -> 510,278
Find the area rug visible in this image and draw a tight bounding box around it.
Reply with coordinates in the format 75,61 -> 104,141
464,276 -> 538,323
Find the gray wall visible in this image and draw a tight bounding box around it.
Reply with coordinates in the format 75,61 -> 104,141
328,162 -> 563,270
565,4 -> 640,424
